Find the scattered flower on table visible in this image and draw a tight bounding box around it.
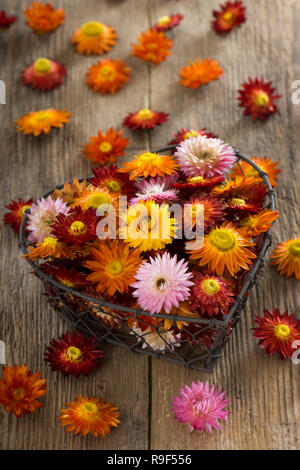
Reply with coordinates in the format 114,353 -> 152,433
123,108 -> 168,130
86,59 -> 131,94
21,58 -> 67,91
3,198 -> 33,233
15,109 -> 72,136
131,29 -> 173,65
230,156 -> 281,187
45,331 -> 104,378
238,77 -> 281,121
179,58 -> 223,89
27,195 -> 69,243
90,165 -> 135,199
130,175 -> 179,205
0,10 -> 16,30
171,381 -> 230,433
270,237 -> 300,280
253,308 -> 300,359
168,127 -> 217,146
190,272 -> 235,317
152,13 -> 184,32
212,1 -> 246,34
72,21 -> 117,55
59,395 -> 120,437
188,221 -> 256,276
175,135 -> 236,178
0,364 -> 47,417
82,127 -> 129,165
131,253 -> 194,314
119,151 -> 178,179
24,2 -> 65,34
239,209 -> 279,238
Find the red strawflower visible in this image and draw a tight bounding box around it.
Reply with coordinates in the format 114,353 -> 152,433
0,10 -> 16,30
89,165 -> 136,199
52,207 -> 98,245
82,127 -> 129,165
212,1 -> 246,34
186,195 -> 224,231
190,272 -> 235,317
123,108 -> 168,130
21,58 -> 67,91
224,187 -> 266,216
253,308 -> 300,360
45,331 -> 104,378
168,127 -> 217,146
238,77 -> 281,121
40,262 -> 90,290
3,198 -> 33,233
172,175 -> 224,192
152,14 -> 184,32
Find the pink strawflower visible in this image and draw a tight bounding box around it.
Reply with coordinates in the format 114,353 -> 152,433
175,135 -> 236,178
171,381 -> 230,433
131,253 -> 194,314
27,196 -> 69,243
131,175 -> 179,205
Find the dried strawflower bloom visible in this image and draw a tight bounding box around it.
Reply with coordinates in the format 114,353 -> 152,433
21,58 -> 67,91
72,21 -> 117,55
238,77 -> 281,121
179,58 -> 223,89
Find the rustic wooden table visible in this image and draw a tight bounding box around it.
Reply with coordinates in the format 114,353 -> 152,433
1,0 -> 299,450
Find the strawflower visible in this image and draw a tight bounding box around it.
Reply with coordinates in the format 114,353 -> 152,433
21,58 -> 67,91
123,108 -> 168,130
86,59 -> 130,94
24,2 -> 65,34
131,29 -> 172,65
179,58 -> 223,89
271,237 -> 300,280
72,21 -> 117,55
82,127 -> 129,165
4,198 -> 33,233
238,77 -> 281,121
212,1 -> 246,34
16,109 -> 71,136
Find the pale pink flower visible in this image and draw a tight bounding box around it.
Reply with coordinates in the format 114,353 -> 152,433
131,175 -> 179,205
131,252 -> 194,314
27,196 -> 69,243
175,134 -> 236,178
171,381 -> 230,433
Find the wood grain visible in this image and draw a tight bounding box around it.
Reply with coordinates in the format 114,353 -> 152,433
0,0 -> 299,450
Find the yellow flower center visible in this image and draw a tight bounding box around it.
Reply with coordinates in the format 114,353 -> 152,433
34,111 -> 50,122
146,42 -> 159,50
184,130 -> 198,139
210,228 -> 236,252
240,215 -> 254,228
201,279 -> 220,295
289,240 -> 300,258
157,15 -> 170,26
65,346 -> 83,362
188,176 -> 204,183
100,65 -> 114,77
43,237 -> 58,247
107,260 -> 123,275
81,21 -> 103,37
231,197 -> 246,206
107,180 -> 121,192
223,11 -> 234,21
255,91 -> 269,107
246,167 -> 260,178
12,387 -> 26,401
99,141 -> 113,153
139,152 -> 157,162
19,204 -> 31,217
60,279 -> 74,287
82,402 -> 98,415
86,192 -> 111,209
137,108 -> 153,120
69,220 -> 87,235
274,324 -> 291,340
33,57 -> 52,74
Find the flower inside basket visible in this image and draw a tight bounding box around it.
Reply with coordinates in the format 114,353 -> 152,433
19,136 -> 277,372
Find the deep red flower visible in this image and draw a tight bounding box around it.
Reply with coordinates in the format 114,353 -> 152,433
89,165 -> 136,199
212,1 -> 246,34
0,11 -> 16,30
45,331 -> 104,378
3,198 -> 33,233
186,195 -> 224,231
123,108 -> 168,130
40,262 -> 90,290
52,206 -> 98,245
168,127 -> 217,146
253,308 -> 300,360
238,77 -> 281,121
190,272 -> 235,317
152,14 -> 184,32
171,175 -> 224,192
21,58 -> 67,91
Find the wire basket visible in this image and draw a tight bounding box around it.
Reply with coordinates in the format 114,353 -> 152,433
19,146 -> 275,372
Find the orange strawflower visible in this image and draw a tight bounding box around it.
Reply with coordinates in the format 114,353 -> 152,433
131,29 -> 173,65
179,58 -> 223,89
72,21 -> 117,55
239,210 -> 279,238
83,127 -> 129,164
72,185 -> 119,213
0,364 -> 47,417
271,238 -> 300,280
24,2 -> 64,34
188,221 -> 256,276
86,59 -> 130,94
119,151 -> 178,180
25,237 -> 75,260
4,198 -> 33,233
231,156 -> 281,187
52,178 -> 90,204
16,109 -> 71,136
59,394 -> 120,437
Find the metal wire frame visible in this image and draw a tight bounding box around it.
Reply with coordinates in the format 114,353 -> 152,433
19,147 -> 275,372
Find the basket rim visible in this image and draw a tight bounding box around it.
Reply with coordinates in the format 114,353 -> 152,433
18,145 -> 276,328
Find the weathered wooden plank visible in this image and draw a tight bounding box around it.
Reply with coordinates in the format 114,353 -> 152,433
150,0 -> 300,450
